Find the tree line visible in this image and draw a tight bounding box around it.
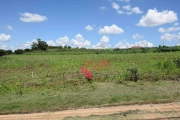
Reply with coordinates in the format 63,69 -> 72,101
1,38 -> 180,57
0,38 -> 73,56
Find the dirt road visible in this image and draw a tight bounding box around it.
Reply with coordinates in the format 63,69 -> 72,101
1,102 -> 180,120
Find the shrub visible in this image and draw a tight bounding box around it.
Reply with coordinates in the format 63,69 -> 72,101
173,57 -> 180,68
126,66 -> 139,82
163,60 -> 172,69
81,66 -> 92,81
157,60 -> 173,69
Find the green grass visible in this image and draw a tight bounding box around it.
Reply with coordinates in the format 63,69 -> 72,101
0,81 -> 180,114
0,52 -> 180,114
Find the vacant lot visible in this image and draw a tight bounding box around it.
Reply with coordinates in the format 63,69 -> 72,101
0,52 -> 180,114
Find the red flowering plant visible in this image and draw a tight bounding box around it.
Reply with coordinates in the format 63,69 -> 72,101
81,59 -> 110,81
81,66 -> 92,81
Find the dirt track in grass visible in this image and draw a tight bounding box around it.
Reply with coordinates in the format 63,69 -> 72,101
0,102 -> 180,120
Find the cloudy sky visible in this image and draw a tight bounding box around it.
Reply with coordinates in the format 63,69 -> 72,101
0,0 -> 180,50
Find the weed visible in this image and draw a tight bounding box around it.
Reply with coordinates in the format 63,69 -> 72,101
17,86 -> 23,96
126,66 -> 139,82
173,57 -> 180,68
163,60 -> 172,69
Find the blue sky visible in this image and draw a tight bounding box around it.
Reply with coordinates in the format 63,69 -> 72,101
0,0 -> 180,50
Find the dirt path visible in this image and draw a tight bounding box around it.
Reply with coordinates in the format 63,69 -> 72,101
1,102 -> 180,120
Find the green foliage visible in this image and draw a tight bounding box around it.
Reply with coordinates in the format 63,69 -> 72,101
6,50 -> 13,55
173,57 -> 180,68
125,66 -> 139,82
0,49 -> 5,56
14,49 -> 24,54
156,45 -> 180,52
24,48 -> 31,52
31,38 -> 48,51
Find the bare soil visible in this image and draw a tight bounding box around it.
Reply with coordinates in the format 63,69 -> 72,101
0,102 -> 180,120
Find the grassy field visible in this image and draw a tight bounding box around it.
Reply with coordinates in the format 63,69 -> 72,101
0,52 -> 180,114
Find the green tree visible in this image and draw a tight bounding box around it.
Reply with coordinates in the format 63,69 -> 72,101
14,49 -> 24,54
68,46 -> 71,49
31,38 -> 48,51
6,50 -> 13,55
64,45 -> 68,49
24,48 -> 31,52
0,49 -> 5,57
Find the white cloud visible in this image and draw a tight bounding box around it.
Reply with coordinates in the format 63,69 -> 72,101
0,45 -> 8,50
98,24 -> 124,34
85,25 -> 94,31
112,2 -> 120,10
115,40 -> 153,49
160,33 -> 179,41
100,6 -> 107,10
92,36 -> 111,49
158,27 -> 180,33
46,40 -> 56,46
71,34 -> 90,48
134,40 -> 153,47
174,22 -> 179,26
158,28 -> 166,33
0,34 -> 11,42
122,4 -> 131,11
137,8 -> 178,27
112,2 -> 142,15
117,10 -> 124,14
6,25 -> 13,30
23,41 -> 32,48
118,4 -> 143,15
131,7 -> 143,14
117,0 -> 130,2
126,7 -> 143,15
56,36 -> 69,46
115,40 -> 132,49
20,13 -> 47,22
132,34 -> 144,40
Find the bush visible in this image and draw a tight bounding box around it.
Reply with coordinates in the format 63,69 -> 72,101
125,66 -> 139,82
157,60 -> 174,69
173,57 -> 180,68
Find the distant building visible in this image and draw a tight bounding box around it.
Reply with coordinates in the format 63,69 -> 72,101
131,46 -> 143,49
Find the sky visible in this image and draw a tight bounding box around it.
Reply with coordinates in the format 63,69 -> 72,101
0,0 -> 180,50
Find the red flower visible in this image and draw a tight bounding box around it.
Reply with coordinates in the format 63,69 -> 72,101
81,66 -> 92,80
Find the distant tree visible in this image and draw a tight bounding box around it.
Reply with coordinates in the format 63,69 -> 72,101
14,49 -> 24,54
64,45 -> 68,49
6,50 -> 13,55
31,38 -> 48,51
68,46 -> 71,49
0,49 -> 5,57
59,46 -> 63,49
31,42 -> 38,50
24,48 -> 31,52
81,47 -> 86,50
